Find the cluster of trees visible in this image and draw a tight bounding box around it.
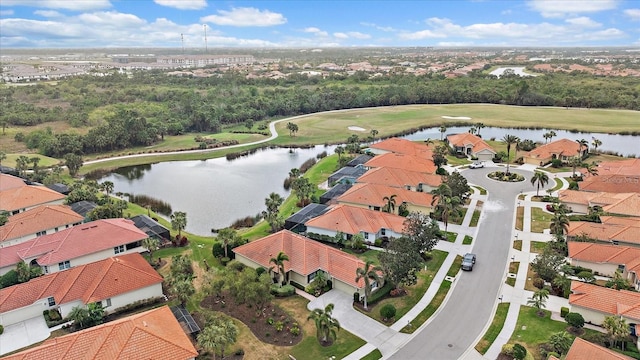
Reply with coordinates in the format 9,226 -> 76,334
166,255 -> 195,305
429,172 -> 471,231
68,303 -> 105,331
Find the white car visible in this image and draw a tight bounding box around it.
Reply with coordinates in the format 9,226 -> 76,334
469,162 -> 484,169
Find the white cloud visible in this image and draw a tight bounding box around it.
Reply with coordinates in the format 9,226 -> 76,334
346,31 -> 370,39
333,32 -> 348,39
360,22 -> 396,32
399,29 -> 444,40
565,17 -> 601,27
0,9 -> 15,16
1,0 -> 111,11
437,41 -> 474,47
624,8 -> 640,20
201,7 -> 286,27
527,0 -> 618,18
303,27 -> 328,37
154,0 -> 207,10
78,11 -> 145,27
34,10 -> 64,18
501,9 -> 512,15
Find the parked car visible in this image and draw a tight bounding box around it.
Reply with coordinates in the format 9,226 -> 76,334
462,253 -> 476,271
469,162 -> 484,169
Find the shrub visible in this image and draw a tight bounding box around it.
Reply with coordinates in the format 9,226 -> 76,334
0,324 -> 3,335
380,304 -> 397,320
532,277 -> 545,289
235,349 -> 245,356
577,271 -> 595,283
565,312 -> 585,329
256,267 -> 266,276
551,159 -> 563,168
354,292 -> 361,303
274,321 -> 284,332
560,307 -> 569,318
568,181 -> 579,190
0,270 -> 19,289
366,282 -> 393,304
290,325 -> 300,336
513,343 -> 527,360
271,284 -> 295,297
501,343 -> 514,356
436,167 -> 448,175
227,260 -> 245,272
48,309 -> 62,321
220,257 -> 231,266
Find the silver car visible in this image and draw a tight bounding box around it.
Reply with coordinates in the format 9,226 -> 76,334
462,253 -> 476,271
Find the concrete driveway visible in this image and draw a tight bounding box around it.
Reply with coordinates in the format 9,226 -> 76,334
0,317 -> 51,355
389,166 -> 547,359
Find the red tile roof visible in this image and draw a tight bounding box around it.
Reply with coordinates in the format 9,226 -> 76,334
579,175 -> 640,193
559,190 -> 640,216
0,253 -> 162,312
337,183 -> 435,209
0,185 -> 65,212
446,133 -> 495,154
565,337 -> 634,360
369,138 -> 433,157
0,205 -> 84,243
364,153 -> 437,174
0,218 -> 149,269
525,138 -> 583,160
1,306 -> 197,360
568,242 -> 640,274
306,204 -> 406,235
357,166 -> 442,189
233,230 -> 366,288
603,193 -> 640,217
595,159 -> 640,177
568,220 -> 640,246
569,281 -> 640,321
0,174 -> 27,191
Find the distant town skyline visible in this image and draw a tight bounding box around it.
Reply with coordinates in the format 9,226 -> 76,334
1,0 -> 639,49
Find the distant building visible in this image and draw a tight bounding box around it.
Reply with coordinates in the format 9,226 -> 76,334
157,55 -> 254,68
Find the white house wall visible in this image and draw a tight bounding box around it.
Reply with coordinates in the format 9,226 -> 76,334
43,244 -> 145,274
570,305 -> 606,325
106,283 -> 163,314
0,302 -> 46,327
570,260 -> 618,277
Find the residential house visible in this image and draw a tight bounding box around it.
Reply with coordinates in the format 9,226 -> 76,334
0,174 -> 26,191
284,203 -> 329,232
233,230 -> 370,297
364,153 -> 437,174
560,337 -> 635,360
522,138 -> 586,166
568,242 -> 640,290
0,205 -> 84,246
337,182 -> 435,216
305,204 -> 405,242
1,306 -> 197,360
579,174 -> 640,194
357,166 -> 442,193
0,218 -> 149,275
0,253 -> 163,328
568,281 -> 640,328
558,189 -> 638,215
0,184 -> 65,214
592,158 -> 640,177
567,216 -> 640,248
368,137 -> 433,158
446,133 -> 496,161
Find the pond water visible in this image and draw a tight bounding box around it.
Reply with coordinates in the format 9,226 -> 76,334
102,127 -> 638,236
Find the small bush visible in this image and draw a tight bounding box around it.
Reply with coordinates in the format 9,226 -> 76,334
256,267 -> 266,276
565,312 -> 585,329
367,282 -> 393,304
220,257 -> 231,266
0,324 -> 3,335
235,349 -> 245,356
513,343 -> 527,360
274,321 -> 284,332
560,307 -> 569,318
354,292 -> 361,303
271,284 -> 295,297
380,304 -> 397,320
290,325 -> 300,336
501,343 -> 514,356
532,277 -> 545,289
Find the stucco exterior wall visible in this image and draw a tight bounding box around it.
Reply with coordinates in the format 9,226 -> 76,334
570,260 -> 618,277
43,244 -> 145,274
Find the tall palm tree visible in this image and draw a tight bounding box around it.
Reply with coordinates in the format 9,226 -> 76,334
439,125 -> 447,141
265,192 -> 284,214
583,161 -> 599,177
569,156 -> 583,178
591,137 -> 602,153
550,211 -> 570,236
475,122 -> 485,137
576,139 -> 588,158
549,331 -> 573,355
548,130 -> 557,142
101,180 -> 114,198
170,211 -> 187,237
269,251 -> 289,286
502,134 -> 520,174
530,172 -> 549,197
382,194 -> 397,213
335,146 -> 345,161
431,184 -> 458,232
603,316 -> 629,351
355,261 -> 383,310
217,228 -> 240,259
527,288 -> 549,316
370,129 -> 378,142
68,305 -> 90,330
468,127 -> 477,135
142,237 -> 160,262
308,303 -> 341,344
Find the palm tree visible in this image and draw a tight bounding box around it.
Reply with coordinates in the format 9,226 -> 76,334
569,156 -> 583,178
197,317 -> 239,360
475,122 -> 485,137
527,288 -> 549,316
603,316 -> 629,351
439,125 -> 447,141
355,261 -> 383,310
265,192 -> 284,214
576,139 -> 588,158
530,172 -> 549,197
584,161 -> 599,177
591,137 -> 602,153
382,194 -> 397,213
287,122 -> 298,137
171,277 -> 195,305
431,184 -> 459,232
370,129 -> 378,142
68,305 -> 90,330
217,228 -> 240,259
548,130 -> 557,142
288,168 -> 300,179
502,134 -> 520,174
468,127 -> 477,135
269,251 -> 289,287
550,211 -> 570,237
170,211 -> 187,237
308,303 -> 341,344
548,331 -> 573,355
142,237 -> 160,262
0,151 -> 6,167
335,146 -> 345,161
552,274 -> 571,298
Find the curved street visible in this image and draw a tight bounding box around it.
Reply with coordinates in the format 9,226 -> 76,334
389,166 -> 546,359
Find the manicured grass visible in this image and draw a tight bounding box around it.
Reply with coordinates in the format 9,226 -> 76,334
475,302 -> 510,354
304,153 -> 339,185
518,194 -> 526,200
444,231 -> 457,242
513,240 -> 523,251
447,255 -> 463,277
524,265 -> 538,292
505,277 -> 516,287
530,208 -> 552,233
509,262 -> 520,274
515,206 -> 524,231
530,241 -> 547,254
289,332 -> 366,360
473,186 -> 487,195
446,155 -> 471,166
2,153 -> 61,169
360,348 -> 383,360
400,280 -> 452,334
551,177 -> 564,191
343,248 -> 381,265
469,209 -> 481,227
463,235 -> 473,245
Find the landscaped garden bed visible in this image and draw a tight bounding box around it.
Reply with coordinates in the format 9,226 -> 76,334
488,171 -> 525,182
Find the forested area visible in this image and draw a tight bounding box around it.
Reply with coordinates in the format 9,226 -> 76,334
1,69 -> 638,157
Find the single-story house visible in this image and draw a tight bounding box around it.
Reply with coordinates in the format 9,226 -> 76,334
130,214 -> 171,243
364,153 -> 437,174
337,182 -> 434,216
446,133 -> 496,161
0,218 -> 150,275
0,174 -> 27,191
69,200 -> 98,219
568,242 -> 640,290
559,337 -> 635,360
320,183 -> 353,205
558,190 -> 639,216
1,306 -> 197,360
233,230 -> 370,297
568,281 -> 640,327
522,138 -> 587,166
0,205 -> 84,247
0,184 -> 65,215
357,166 -> 442,193
284,203 -> 329,232
591,158 -> 640,177
0,252 -> 163,328
305,204 -> 405,243
579,174 -> 640,194
327,165 -> 368,185
367,137 -> 433,158
568,216 -> 640,248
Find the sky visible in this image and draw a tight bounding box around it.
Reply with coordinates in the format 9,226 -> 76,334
0,0 -> 639,48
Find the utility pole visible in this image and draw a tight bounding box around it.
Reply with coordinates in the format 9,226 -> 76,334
181,33 -> 185,54
203,24 -> 208,53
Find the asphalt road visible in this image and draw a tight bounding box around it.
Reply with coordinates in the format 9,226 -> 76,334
389,167 -> 538,360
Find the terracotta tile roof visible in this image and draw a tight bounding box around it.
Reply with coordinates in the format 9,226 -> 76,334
369,138 -> 433,157
568,242 -> 640,274
558,189 -> 598,205
569,281 -> 640,321
596,158 -> 640,177
579,175 -> 640,193
337,183 -> 435,209
306,204 -> 406,235
603,193 -> 640,217
446,133 -> 495,154
0,185 -> 65,212
568,221 -> 640,245
0,174 -> 27,191
0,253 -> 162,312
364,153 -> 437,174
357,166 -> 443,188
0,218 -> 149,269
600,216 -> 640,226
0,205 -> 84,243
1,306 -> 197,360
525,138 -> 583,160
565,337 -> 634,360
233,230 -> 366,288
559,190 -> 639,215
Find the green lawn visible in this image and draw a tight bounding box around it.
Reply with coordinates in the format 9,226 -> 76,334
289,332 -> 366,360
469,209 -> 481,227
513,240 -> 523,251
360,348 -> 383,360
444,231 -> 457,242
401,280 -> 452,334
463,235 -> 473,245
447,255 -> 463,277
2,153 -> 61,169
343,249 -> 381,265
530,208 -> 552,233
472,185 -> 487,195
530,241 -> 547,254
475,303 -> 510,354
551,177 -> 564,191
515,206 -> 524,231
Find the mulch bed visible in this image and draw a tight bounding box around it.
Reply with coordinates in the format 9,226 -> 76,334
200,293 -> 302,347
